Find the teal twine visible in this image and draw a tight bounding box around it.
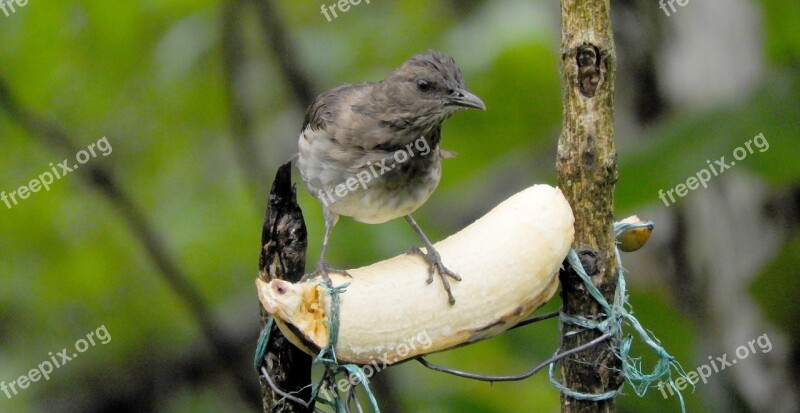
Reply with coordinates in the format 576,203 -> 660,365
314,281 -> 350,366
548,221 -> 689,413
255,279 -> 381,412
312,280 -> 382,413
342,364 -> 381,409
253,316 -> 275,370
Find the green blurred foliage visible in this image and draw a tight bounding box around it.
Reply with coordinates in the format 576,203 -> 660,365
617,71 -> 800,212
751,233 -> 800,339
761,0 -> 800,66
0,0 -> 797,412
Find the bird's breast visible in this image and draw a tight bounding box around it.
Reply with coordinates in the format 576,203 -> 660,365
327,156 -> 442,224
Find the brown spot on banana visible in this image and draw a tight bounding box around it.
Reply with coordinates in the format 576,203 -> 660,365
256,185 -> 574,365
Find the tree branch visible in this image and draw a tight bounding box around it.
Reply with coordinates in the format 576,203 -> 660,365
257,162 -> 313,412
221,0 -> 269,191
250,0 -> 316,109
555,1 -> 622,412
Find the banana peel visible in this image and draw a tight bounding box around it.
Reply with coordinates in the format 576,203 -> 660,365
256,184 -> 574,365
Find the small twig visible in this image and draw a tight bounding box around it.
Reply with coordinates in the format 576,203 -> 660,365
508,310 -> 560,331
260,367 -> 315,408
353,393 -> 365,413
345,385 -> 361,413
344,389 -> 353,413
261,363 -> 374,413
417,332 -> 612,382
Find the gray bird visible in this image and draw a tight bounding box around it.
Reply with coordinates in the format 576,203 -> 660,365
297,50 -> 485,304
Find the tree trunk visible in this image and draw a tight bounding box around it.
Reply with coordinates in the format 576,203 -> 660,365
257,162 -> 314,412
556,1 -> 621,412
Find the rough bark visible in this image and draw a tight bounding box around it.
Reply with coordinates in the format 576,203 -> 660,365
555,1 -> 622,412
257,162 -> 314,412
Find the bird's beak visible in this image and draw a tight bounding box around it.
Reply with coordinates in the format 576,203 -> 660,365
448,88 -> 486,110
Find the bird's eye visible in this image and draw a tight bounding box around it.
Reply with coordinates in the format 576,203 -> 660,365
416,79 -> 432,92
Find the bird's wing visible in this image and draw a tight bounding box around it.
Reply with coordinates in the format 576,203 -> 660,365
302,87 -> 340,133
299,84 -> 376,191
300,82 -> 441,179
301,83 -> 370,134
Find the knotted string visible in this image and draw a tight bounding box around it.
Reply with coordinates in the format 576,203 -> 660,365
257,280 -> 381,412
259,220 -> 687,412
548,221 -> 689,412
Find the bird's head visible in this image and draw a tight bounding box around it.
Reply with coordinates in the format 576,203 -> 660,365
380,50 -> 485,130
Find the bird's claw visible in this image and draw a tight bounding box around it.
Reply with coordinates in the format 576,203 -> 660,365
407,246 -> 460,305
301,259 -> 352,285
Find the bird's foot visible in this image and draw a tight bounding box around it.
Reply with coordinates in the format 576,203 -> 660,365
407,246 -> 461,305
301,259 -> 352,285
